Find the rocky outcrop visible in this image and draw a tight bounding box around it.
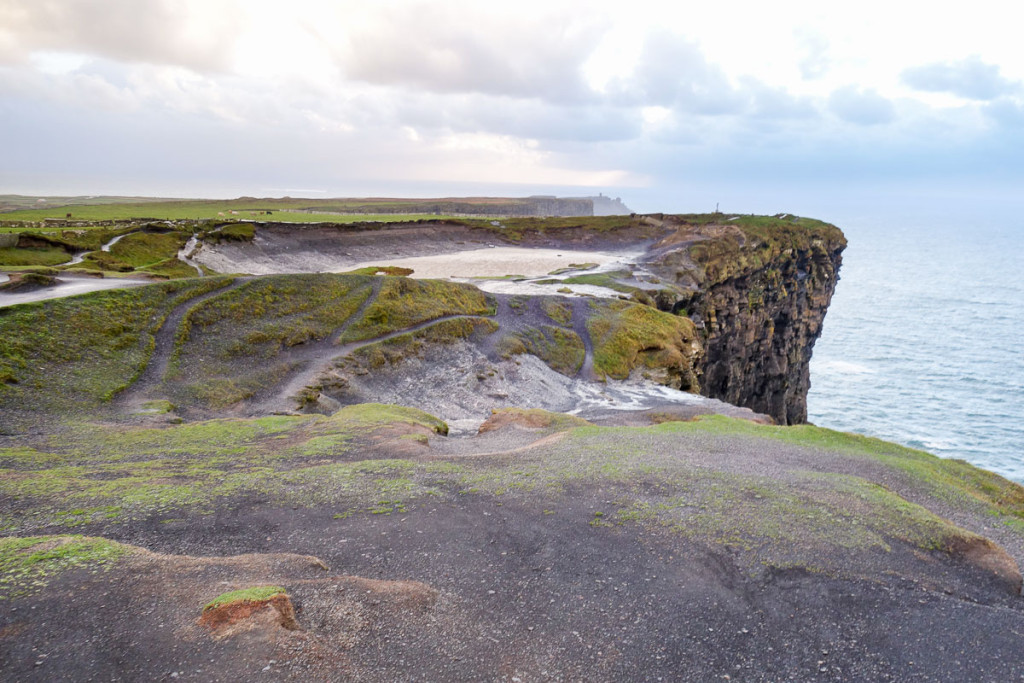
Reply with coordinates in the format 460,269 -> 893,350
647,216 -> 846,425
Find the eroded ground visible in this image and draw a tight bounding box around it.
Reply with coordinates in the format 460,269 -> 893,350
3,409 -> 1024,681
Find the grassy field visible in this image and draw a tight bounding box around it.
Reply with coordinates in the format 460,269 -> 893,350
0,278 -> 233,417
0,195 -> 501,225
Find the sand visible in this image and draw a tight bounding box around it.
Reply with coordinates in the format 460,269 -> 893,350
338,246 -> 618,279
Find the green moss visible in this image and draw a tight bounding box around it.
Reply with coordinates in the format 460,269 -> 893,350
340,277 -> 494,343
0,246 -> 71,266
541,299 -> 573,326
167,275 -> 373,408
0,278 -> 232,420
203,585 -> 285,611
342,266 -> 415,276
0,535 -> 128,599
484,407 -> 591,432
108,232 -> 188,268
498,325 -> 585,375
586,299 -> 697,382
551,271 -> 639,295
322,403 -> 449,436
141,258 -> 200,279
206,223 -> 255,243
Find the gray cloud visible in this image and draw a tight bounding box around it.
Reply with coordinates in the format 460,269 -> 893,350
0,0 -> 238,71
745,80 -> 817,120
336,3 -> 604,103
901,56 -> 1019,101
828,86 -> 895,125
611,32 -> 744,114
984,97 -> 1024,127
390,93 -> 640,143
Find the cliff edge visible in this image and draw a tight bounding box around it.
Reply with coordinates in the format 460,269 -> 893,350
645,214 -> 846,424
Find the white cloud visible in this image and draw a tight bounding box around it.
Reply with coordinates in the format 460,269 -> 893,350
3,0 -> 1024,202
828,86 -> 895,126
902,56 -> 1020,101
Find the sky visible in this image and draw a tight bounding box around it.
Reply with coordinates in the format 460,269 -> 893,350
2,0 -> 1024,214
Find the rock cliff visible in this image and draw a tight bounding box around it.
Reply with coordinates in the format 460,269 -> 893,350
647,216 -> 846,424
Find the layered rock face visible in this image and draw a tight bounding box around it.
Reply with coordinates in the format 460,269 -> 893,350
661,220 -> 846,424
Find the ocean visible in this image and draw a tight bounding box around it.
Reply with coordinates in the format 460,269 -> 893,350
806,204 -> 1024,483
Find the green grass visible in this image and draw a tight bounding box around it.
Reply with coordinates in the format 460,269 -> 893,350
0,245 -> 72,266
339,277 -> 494,343
684,214 -> 846,285
107,232 -> 188,268
0,197 -> 457,224
541,299 -> 573,326
167,275 -> 375,409
497,325 -> 585,375
0,535 -> 128,599
349,317 -> 499,372
204,585 -> 286,611
0,278 -> 233,419
586,299 -> 698,385
539,271 -> 639,295
204,223 -> 255,242
1,407 -> 1021,586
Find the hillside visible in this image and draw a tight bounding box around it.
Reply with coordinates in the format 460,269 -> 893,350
2,213 -> 1024,681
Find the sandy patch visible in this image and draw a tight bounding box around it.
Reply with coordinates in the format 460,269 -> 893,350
337,247 -> 617,279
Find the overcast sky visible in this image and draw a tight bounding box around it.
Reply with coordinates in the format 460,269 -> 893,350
2,0 -> 1023,213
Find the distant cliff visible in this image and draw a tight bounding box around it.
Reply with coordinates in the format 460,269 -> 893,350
647,215 -> 846,424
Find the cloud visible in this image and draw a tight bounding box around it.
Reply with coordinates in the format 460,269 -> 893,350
0,0 -> 239,71
984,97 -> 1024,127
901,56 -> 1019,101
828,86 -> 895,125
795,29 -> 830,80
745,80 -> 817,120
335,2 -> 604,103
611,32 -> 744,114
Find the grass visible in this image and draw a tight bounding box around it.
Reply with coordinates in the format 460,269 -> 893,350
0,535 -> 128,599
167,275 -> 374,408
0,245 -> 72,266
539,271 -> 639,295
339,277 -> 494,343
1,407 -> 1021,586
107,232 -> 188,268
0,196 -> 461,224
541,299 -> 573,326
684,214 -> 846,285
586,299 -> 699,386
498,325 -> 585,375
0,278 -> 233,420
204,585 -> 286,611
348,317 -> 499,372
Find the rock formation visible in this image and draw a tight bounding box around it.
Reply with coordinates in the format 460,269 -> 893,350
647,217 -> 846,424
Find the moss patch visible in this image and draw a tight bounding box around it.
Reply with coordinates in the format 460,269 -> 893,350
497,325 -> 585,376
203,585 -> 286,611
586,299 -> 699,385
340,277 -> 493,343
0,535 -> 128,599
0,278 -> 232,420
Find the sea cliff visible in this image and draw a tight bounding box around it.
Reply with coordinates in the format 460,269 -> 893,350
648,216 -> 847,424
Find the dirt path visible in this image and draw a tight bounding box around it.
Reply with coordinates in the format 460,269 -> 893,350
571,296 -> 597,381
114,278 -> 249,409
252,309 -> 488,414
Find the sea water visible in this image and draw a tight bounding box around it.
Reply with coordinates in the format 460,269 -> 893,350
807,207 -> 1024,483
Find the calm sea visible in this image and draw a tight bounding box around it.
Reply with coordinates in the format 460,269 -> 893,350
806,206 -> 1024,483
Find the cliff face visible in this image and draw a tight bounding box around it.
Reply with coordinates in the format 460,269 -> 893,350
648,216 -> 846,425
